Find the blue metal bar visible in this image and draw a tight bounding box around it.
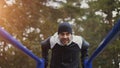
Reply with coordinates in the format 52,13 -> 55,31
85,19 -> 120,68
37,59 -> 44,68
0,27 -> 44,68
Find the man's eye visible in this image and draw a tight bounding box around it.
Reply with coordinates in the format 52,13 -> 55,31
66,33 -> 69,35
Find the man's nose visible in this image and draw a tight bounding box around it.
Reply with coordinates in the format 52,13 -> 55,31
63,35 -> 67,38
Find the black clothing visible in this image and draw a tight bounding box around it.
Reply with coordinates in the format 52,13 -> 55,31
50,43 -> 80,68
41,35 -> 89,68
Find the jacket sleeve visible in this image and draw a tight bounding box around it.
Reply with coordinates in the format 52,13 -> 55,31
40,37 -> 51,68
81,38 -> 90,68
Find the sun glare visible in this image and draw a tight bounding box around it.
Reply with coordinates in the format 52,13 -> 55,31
0,0 -> 5,25
5,0 -> 16,6
0,0 -> 16,27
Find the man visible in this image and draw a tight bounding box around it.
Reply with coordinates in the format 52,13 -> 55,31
41,22 -> 89,68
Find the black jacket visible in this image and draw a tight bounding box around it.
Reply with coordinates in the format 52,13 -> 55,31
41,34 -> 89,68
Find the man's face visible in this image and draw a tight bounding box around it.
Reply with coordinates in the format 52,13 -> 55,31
58,32 -> 72,45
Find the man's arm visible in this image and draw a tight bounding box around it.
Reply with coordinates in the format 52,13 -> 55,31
40,37 -> 51,68
81,38 -> 90,68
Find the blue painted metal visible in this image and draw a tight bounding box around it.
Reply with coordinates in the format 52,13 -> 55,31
85,19 -> 120,68
37,58 -> 44,68
0,27 -> 44,68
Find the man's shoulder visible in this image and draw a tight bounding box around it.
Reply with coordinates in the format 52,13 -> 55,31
41,37 -> 51,46
72,35 -> 83,42
50,33 -> 60,48
72,35 -> 83,49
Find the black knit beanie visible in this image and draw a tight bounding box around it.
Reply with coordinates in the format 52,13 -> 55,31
58,22 -> 72,34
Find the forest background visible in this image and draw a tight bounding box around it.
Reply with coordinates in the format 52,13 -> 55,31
0,0 -> 120,68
